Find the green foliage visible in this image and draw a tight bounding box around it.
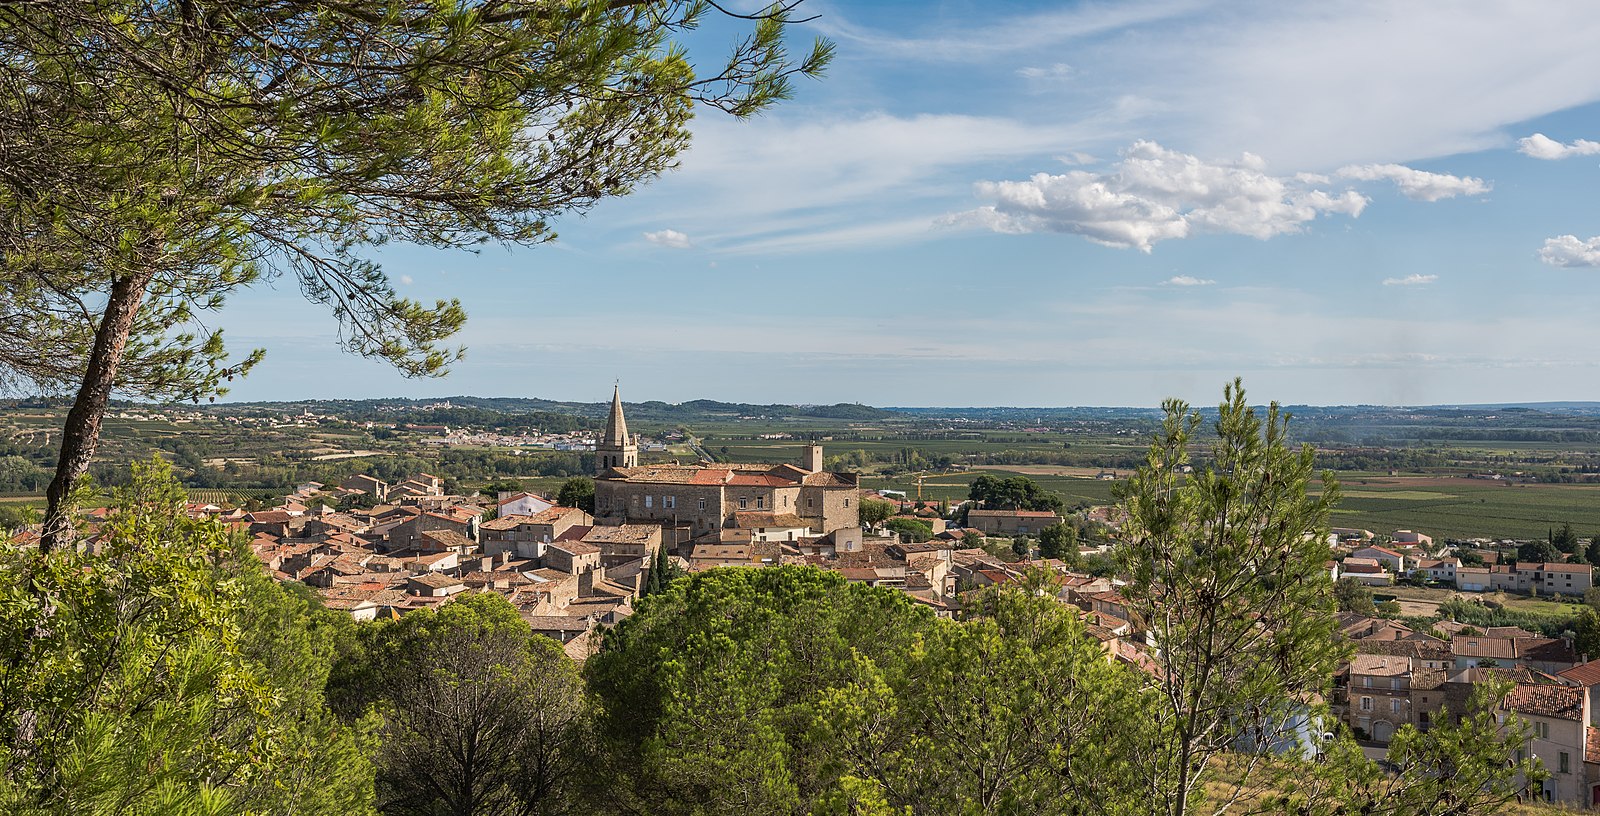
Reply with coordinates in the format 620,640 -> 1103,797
586,567 -> 937,814
1115,379 -> 1348,815
0,459 -> 373,815
1281,682 -> 1543,814
556,477 -> 596,514
587,566 -> 1147,815
328,593 -> 586,816
1334,576 -> 1378,615
1437,597 -> 1576,637
1037,521 -> 1078,561
882,517 -> 932,543
967,473 -> 1066,513
857,497 -> 896,529
0,502 -> 40,531
642,546 -> 684,598
1518,537 -> 1560,564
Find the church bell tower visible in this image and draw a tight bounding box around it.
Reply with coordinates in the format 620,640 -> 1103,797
595,384 -> 637,475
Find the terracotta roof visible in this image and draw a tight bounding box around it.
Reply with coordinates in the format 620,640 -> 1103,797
582,524 -> 659,545
1540,562 -> 1593,574
1356,640 -> 1451,661
1505,683 -> 1584,721
524,615 -> 592,632
420,530 -> 476,551
733,512 -> 810,529
548,540 -> 601,556
480,513 -> 544,531
968,509 -> 1061,519
1558,661 -> 1600,686
727,473 -> 792,487
1349,654 -> 1411,677
1452,638 -> 1518,659
408,572 -> 463,589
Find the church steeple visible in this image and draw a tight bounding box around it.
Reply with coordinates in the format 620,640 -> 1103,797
595,384 -> 637,475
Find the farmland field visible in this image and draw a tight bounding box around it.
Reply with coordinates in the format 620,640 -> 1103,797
1319,476 -> 1600,540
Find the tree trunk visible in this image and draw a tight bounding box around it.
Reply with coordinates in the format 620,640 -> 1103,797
39,269 -> 154,553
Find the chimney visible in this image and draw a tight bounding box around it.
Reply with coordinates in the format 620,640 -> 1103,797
805,444 -> 824,473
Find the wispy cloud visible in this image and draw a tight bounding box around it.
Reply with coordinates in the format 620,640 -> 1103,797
1337,164 -> 1490,201
1517,133 -> 1600,160
952,141 -> 1367,251
398,275 -> 414,286
1382,274 -> 1438,286
1538,235 -> 1600,267
1164,275 -> 1215,286
643,229 -> 693,249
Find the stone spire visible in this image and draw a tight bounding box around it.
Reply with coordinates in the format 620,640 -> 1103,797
595,383 -> 637,475
603,384 -> 629,448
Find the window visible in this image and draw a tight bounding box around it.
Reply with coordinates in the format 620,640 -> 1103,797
645,495 -> 653,509
844,498 -> 850,507
1391,700 -> 1401,713
739,498 -> 748,510
1560,752 -> 1571,774
1390,678 -> 1400,690
756,496 -> 764,509
1360,697 -> 1372,711
698,498 -> 707,511
1363,677 -> 1372,688
1536,722 -> 1551,739
664,496 -> 675,509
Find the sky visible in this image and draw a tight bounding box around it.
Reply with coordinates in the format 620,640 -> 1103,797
215,0 -> 1600,408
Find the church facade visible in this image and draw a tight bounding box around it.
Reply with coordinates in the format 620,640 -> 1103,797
592,388 -> 859,538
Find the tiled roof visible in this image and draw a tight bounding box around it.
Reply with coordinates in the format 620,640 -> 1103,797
408,572 -> 463,589
1349,654 -> 1410,677
524,615 -> 592,632
733,512 -> 810,529
968,509 -> 1061,519
1356,640 -> 1451,661
548,540 -> 601,556
421,530 -> 475,551
582,524 -> 659,544
1505,683 -> 1583,721
1540,562 -> 1592,573
1451,638 -> 1518,659
1558,661 -> 1600,686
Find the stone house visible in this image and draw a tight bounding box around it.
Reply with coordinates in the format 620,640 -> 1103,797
965,509 -> 1063,536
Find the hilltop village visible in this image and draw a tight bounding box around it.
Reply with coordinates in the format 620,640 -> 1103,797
13,389 -> 1600,807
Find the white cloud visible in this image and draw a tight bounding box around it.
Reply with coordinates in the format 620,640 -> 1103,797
1538,235 -> 1600,267
1382,274 -> 1438,286
1164,275 -> 1215,286
398,275 -> 413,286
1517,133 -> 1600,160
1017,63 -> 1075,87
1336,164 -> 1490,201
955,141 -> 1367,251
824,3 -> 1600,169
642,229 -> 693,249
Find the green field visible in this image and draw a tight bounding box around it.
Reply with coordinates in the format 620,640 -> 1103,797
1321,477 -> 1600,540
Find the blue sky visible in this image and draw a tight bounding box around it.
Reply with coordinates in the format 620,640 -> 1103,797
217,1 -> 1600,408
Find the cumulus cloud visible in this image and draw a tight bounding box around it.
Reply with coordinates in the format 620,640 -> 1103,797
1382,274 -> 1438,286
1538,235 -> 1600,267
1336,164 -> 1490,201
1517,133 -> 1600,160
643,229 -> 693,249
1163,275 -> 1215,286
954,141 -> 1368,251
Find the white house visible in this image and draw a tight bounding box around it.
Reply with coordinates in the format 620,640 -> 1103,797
1351,545 -> 1406,574
497,491 -> 555,518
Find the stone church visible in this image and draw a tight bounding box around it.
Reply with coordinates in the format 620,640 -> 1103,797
593,387 -> 860,542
